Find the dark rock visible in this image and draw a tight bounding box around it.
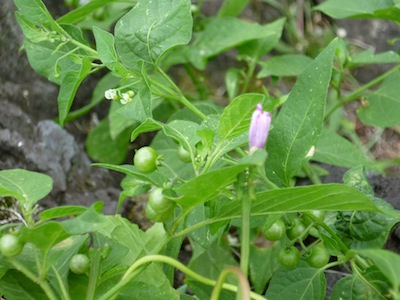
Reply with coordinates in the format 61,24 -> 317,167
0,0 -> 120,214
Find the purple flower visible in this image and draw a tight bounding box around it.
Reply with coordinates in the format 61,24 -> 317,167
249,103 -> 272,152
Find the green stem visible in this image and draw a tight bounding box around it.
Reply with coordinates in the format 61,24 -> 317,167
324,64 -> 400,120
98,255 -> 266,300
156,66 -> 206,120
51,266 -> 71,300
303,163 -> 321,185
211,267 -> 251,300
303,212 -> 349,253
86,249 -> 102,300
240,176 -> 253,278
241,58 -> 257,94
8,258 -> 58,300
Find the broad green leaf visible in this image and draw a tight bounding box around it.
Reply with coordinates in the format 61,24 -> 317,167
330,269 -> 389,300
108,264 -> 180,300
237,18 -> 285,60
61,206 -> 108,235
314,0 -> 399,20
21,222 -> 70,254
57,0 -> 118,24
349,49 -> 400,67
188,240 -> 238,279
93,163 -> 168,186
313,128 -> 374,169
249,243 -> 282,294
0,270 -> 44,300
265,260 -> 326,300
109,99 -> 137,140
47,235 -> 88,292
358,70 -> 400,127
258,54 -> 312,78
115,0 -> 192,69
189,17 -> 285,69
63,72 -> 120,124
15,13 -> 49,43
116,82 -> 152,122
217,93 -> 265,141
217,0 -> 250,17
13,0 -> 53,25
215,184 -> 378,220
358,249 -> 400,292
93,26 -> 118,71
265,39 -> 337,186
176,150 -> 267,208
21,23 -> 90,85
58,57 -> 92,127
131,119 -> 163,141
39,205 -> 88,221
0,169 -> 53,209
86,118 -> 131,164
93,217 -> 178,299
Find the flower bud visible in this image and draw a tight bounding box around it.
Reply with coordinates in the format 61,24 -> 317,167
249,103 -> 272,153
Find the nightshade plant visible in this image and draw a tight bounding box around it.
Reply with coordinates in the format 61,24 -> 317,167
2,0 -> 400,299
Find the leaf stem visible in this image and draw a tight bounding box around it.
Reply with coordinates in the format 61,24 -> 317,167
86,248 -> 102,300
324,64 -> 400,120
156,66 -> 206,120
211,266 -> 251,300
240,171 -> 253,278
8,258 -> 58,300
98,255 -> 266,300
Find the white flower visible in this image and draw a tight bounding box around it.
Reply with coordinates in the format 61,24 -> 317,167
104,89 -> 117,100
120,93 -> 132,105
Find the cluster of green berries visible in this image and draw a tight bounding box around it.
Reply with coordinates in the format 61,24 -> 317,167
262,211 -> 331,269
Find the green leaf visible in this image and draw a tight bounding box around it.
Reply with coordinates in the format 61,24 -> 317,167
57,0 -> 118,24
0,270 -> 44,299
0,169 -> 53,209
217,93 -> 265,141
58,57 -> 92,127
176,151 -> 267,208
15,13 -> 49,43
249,243 -> 282,294
265,260 -> 326,300
109,100 -> 137,140
258,54 -> 312,78
39,205 -> 88,221
131,119 -> 163,141
349,49 -> 400,67
115,0 -> 192,69
225,68 -> 242,100
358,70 -> 400,127
330,268 -> 389,300
314,0 -> 400,20
215,184 -> 378,220
86,118 -> 131,164
189,240 -> 238,278
13,0 -> 53,25
189,17 -> 285,69
358,249 -> 400,292
21,222 -> 70,254
115,82 -> 152,122
313,128 -> 374,169
21,24 -> 90,85
92,163 -> 168,186
265,39 -> 337,186
217,0 -> 250,17
93,26 -> 119,71
60,206 -> 108,235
